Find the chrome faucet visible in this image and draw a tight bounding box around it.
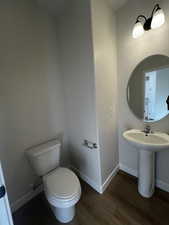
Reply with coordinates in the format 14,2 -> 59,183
143,125 -> 152,135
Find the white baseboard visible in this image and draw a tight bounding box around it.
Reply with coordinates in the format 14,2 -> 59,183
119,163 -> 138,177
70,166 -> 102,193
11,185 -> 43,213
70,165 -> 120,194
119,163 -> 169,193
156,179 -> 169,193
100,164 -> 119,194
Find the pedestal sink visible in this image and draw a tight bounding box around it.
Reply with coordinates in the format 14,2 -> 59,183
123,129 -> 169,198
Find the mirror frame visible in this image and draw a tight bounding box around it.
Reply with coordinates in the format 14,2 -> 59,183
127,54 -> 169,123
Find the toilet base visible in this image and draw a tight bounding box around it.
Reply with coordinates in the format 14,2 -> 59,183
51,204 -> 75,223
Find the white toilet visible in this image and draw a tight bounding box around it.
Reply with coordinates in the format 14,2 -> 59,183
26,140 -> 81,223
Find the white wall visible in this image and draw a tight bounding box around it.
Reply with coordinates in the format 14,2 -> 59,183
57,0 -> 119,191
117,0 -> 169,188
57,0 -> 102,191
90,0 -> 118,185
0,0 -> 119,208
0,0 -> 65,207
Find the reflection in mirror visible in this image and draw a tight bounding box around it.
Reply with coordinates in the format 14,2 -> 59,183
127,55 -> 169,122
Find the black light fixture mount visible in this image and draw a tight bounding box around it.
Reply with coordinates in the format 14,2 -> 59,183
136,4 -> 161,31
133,4 -> 165,39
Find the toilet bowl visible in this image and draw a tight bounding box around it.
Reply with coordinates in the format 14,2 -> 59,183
26,140 -> 81,223
43,167 -> 81,223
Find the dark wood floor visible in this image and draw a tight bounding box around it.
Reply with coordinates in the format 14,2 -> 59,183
13,171 -> 169,225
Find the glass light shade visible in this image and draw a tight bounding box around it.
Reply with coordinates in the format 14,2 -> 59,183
151,9 -> 165,29
132,22 -> 144,39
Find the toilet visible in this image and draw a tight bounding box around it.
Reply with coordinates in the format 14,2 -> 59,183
26,140 -> 81,223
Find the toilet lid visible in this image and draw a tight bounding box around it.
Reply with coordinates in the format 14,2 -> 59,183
43,167 -> 80,200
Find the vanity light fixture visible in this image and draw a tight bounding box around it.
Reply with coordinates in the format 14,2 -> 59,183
132,4 -> 165,39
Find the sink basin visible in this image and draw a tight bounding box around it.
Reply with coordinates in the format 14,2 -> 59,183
123,129 -> 169,198
123,129 -> 169,151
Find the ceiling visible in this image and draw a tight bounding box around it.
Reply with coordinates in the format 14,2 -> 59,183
37,0 -> 128,16
108,0 -> 128,11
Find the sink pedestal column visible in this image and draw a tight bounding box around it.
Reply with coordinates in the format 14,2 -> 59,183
138,150 -> 155,198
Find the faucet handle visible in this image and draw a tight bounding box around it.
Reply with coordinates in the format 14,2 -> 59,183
145,125 -> 151,129
143,125 -> 152,134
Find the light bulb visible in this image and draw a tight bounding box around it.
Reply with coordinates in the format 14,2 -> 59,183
151,9 -> 165,29
132,22 -> 144,39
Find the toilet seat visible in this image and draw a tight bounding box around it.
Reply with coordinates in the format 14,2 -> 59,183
47,190 -> 81,208
43,167 -> 81,208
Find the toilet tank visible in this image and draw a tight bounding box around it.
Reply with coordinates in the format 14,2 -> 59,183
26,140 -> 61,176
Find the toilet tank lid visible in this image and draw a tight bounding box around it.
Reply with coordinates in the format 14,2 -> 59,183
26,139 -> 61,157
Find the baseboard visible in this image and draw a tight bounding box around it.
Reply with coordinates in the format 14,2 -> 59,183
11,185 -> 43,213
70,166 -> 102,193
101,164 -> 119,194
70,165 -> 120,194
119,163 -> 169,193
156,179 -> 169,193
119,163 -> 138,177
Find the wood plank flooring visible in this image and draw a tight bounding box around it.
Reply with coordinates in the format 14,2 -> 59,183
13,171 -> 169,225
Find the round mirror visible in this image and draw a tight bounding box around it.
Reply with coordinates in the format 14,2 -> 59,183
127,55 -> 169,122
